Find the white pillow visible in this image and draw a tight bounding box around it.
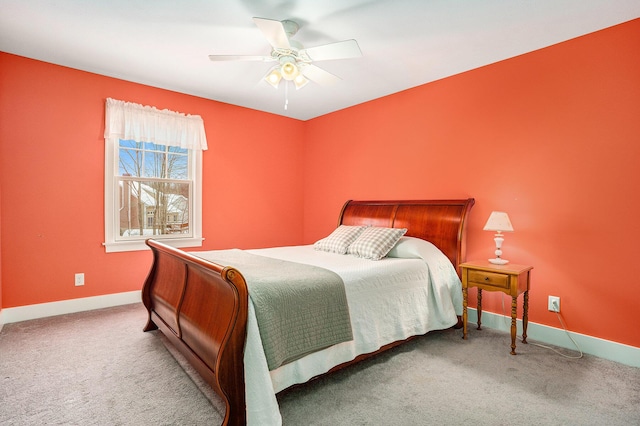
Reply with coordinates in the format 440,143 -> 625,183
387,236 -> 442,260
347,226 -> 407,260
387,237 -> 460,293
314,225 -> 367,254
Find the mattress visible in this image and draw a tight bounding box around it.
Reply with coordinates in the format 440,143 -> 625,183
240,237 -> 462,425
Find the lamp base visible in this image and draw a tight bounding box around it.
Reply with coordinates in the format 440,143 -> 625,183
488,258 -> 509,265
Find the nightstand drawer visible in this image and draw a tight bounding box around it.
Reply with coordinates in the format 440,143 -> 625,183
467,270 -> 509,289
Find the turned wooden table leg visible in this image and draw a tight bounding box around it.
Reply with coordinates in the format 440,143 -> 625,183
462,287 -> 468,339
522,290 -> 529,344
510,296 -> 518,355
476,288 -> 483,330
459,262 -> 533,355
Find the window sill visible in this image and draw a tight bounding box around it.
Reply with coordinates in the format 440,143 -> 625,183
103,237 -> 204,253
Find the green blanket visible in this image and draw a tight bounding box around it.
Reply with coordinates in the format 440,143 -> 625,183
194,249 -> 353,370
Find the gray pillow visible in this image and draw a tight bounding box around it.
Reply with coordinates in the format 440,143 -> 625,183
347,227 -> 407,260
314,225 -> 367,254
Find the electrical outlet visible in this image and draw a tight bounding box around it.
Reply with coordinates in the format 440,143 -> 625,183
548,295 -> 560,312
75,273 -> 85,286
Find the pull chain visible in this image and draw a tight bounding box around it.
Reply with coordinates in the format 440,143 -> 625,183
284,81 -> 289,110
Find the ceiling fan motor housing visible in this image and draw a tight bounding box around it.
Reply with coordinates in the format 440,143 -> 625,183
281,20 -> 300,38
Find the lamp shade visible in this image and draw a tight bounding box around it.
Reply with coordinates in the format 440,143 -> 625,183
483,211 -> 514,232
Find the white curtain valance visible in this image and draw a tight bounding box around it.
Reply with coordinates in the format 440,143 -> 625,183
104,98 -> 208,151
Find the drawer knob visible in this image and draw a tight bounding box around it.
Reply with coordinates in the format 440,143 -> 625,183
484,276 -> 490,281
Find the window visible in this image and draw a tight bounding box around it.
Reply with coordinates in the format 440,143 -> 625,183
103,98 -> 206,252
118,141 -> 191,236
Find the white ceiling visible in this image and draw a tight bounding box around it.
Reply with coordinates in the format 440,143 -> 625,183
1,0 -> 639,121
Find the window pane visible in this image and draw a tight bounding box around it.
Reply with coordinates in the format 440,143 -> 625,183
119,148 -> 142,176
143,150 -> 166,178
118,140 -> 143,176
168,146 -> 188,154
118,178 -> 190,238
144,142 -> 165,152
119,139 -> 140,149
167,153 -> 188,179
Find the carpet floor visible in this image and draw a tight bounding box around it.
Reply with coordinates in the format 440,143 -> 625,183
1,303 -> 638,425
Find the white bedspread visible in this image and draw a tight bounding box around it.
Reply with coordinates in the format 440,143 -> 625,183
241,237 -> 462,425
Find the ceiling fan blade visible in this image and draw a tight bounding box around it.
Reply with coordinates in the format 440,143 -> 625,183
300,39 -> 362,61
300,64 -> 341,86
252,17 -> 290,50
208,55 -> 273,62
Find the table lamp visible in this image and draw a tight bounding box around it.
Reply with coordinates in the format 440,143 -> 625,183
483,211 -> 514,265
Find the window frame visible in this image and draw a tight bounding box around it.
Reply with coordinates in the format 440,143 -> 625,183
103,137 -> 203,253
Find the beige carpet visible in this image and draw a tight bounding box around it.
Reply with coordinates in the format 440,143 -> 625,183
1,303 -> 639,425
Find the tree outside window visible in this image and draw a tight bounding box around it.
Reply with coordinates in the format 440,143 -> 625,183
117,140 -> 191,238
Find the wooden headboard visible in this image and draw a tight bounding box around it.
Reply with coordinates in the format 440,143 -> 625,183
339,199 -> 475,272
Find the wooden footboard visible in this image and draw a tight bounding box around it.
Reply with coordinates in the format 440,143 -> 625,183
141,239 -> 249,426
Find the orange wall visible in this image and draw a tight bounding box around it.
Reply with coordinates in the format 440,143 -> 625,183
303,19 -> 640,348
0,53 -> 305,308
0,127 -> 2,313
1,18 -> 639,350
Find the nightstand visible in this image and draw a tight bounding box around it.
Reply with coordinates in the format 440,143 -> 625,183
460,261 -> 533,355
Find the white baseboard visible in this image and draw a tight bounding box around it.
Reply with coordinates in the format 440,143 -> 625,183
1,295 -> 637,369
466,308 -> 640,368
0,291 -> 141,326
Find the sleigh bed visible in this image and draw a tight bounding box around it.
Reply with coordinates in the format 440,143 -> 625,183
142,199 -> 474,425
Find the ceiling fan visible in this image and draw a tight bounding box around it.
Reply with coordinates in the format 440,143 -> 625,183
209,17 -> 362,90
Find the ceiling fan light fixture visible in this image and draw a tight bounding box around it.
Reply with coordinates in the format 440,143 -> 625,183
210,17 -> 363,95
265,68 -> 282,88
294,74 -> 308,90
279,57 -> 299,81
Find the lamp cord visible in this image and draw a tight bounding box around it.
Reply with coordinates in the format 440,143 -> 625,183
499,296 -> 583,359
